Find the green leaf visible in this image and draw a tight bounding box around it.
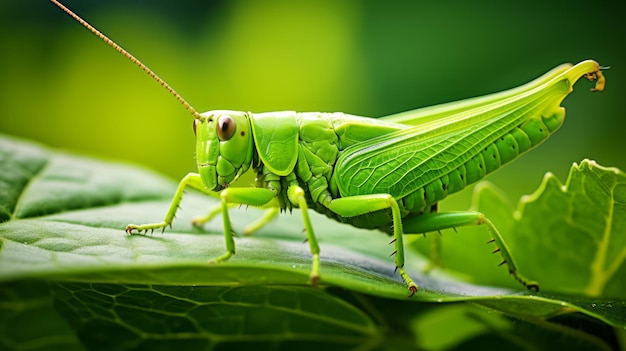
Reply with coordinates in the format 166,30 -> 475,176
1,134 -> 624,350
0,281 -> 84,351
505,160 -> 626,297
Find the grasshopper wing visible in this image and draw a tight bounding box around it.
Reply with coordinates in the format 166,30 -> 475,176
334,60 -> 603,200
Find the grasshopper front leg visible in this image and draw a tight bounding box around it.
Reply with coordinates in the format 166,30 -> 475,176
127,175 -> 322,281
125,173 -> 276,264
210,187 -> 276,262
191,184 -> 321,282
287,185 -> 322,284
126,172 -> 206,234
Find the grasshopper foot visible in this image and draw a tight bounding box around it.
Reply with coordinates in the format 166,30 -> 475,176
309,253 -> 321,287
125,222 -> 169,235
407,284 -> 418,297
191,216 -> 207,228
209,251 -> 233,264
397,265 -> 419,297
310,272 -> 320,287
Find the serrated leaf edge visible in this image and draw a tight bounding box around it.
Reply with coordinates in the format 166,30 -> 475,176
512,159 -> 626,297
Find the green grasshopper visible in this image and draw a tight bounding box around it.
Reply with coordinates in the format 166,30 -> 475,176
53,0 -> 606,296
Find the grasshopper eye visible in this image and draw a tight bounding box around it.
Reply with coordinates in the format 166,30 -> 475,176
217,115 -> 235,141
192,118 -> 198,136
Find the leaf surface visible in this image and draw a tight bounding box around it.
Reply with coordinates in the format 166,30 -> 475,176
1,134 -> 624,350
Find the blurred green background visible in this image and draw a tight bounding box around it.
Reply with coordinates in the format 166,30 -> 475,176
1,0 -> 624,207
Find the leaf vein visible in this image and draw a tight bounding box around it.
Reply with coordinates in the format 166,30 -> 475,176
11,155 -> 51,220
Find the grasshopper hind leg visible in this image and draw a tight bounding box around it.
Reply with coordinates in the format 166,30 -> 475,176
327,194 -> 419,296
420,203 -> 445,273
403,211 -> 539,292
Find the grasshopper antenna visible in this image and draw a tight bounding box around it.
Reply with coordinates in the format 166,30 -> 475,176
50,0 -> 202,120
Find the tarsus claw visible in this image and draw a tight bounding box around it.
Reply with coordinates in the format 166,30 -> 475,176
310,274 -> 320,287
526,282 -> 540,292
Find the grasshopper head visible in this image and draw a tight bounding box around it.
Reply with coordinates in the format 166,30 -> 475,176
194,110 -> 254,191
